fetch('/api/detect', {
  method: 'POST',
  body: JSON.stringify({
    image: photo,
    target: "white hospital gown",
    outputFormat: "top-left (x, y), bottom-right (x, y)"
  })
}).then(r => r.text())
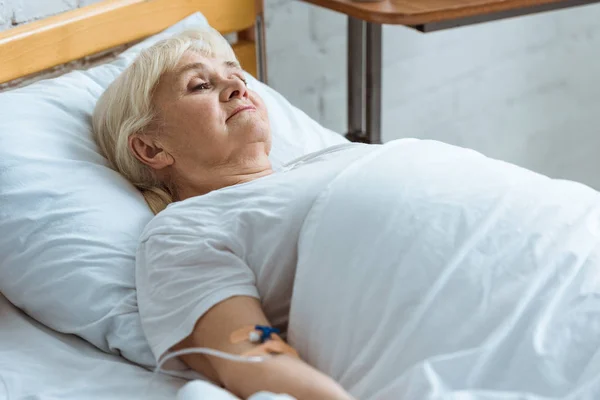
top-left (136, 143), bottom-right (375, 363)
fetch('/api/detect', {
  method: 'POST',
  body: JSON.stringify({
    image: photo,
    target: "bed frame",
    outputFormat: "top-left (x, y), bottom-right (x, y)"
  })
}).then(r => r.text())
top-left (0, 0), bottom-right (266, 85)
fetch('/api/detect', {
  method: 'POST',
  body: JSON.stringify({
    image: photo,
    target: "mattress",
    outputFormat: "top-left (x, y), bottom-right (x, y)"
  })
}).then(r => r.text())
top-left (0, 293), bottom-right (184, 400)
top-left (0, 295), bottom-right (295, 400)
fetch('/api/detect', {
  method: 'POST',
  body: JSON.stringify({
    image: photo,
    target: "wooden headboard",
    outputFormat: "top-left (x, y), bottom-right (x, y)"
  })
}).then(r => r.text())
top-left (0, 0), bottom-right (266, 85)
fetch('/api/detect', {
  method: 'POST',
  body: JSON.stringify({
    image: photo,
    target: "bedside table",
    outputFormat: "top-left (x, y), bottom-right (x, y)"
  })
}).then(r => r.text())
top-left (300, 0), bottom-right (600, 144)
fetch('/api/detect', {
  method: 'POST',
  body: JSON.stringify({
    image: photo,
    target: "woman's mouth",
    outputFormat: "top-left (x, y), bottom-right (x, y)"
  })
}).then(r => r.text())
top-left (228, 105), bottom-right (256, 121)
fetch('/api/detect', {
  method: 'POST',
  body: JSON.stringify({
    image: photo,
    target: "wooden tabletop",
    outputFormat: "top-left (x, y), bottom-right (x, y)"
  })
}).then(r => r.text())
top-left (300, 0), bottom-right (597, 26)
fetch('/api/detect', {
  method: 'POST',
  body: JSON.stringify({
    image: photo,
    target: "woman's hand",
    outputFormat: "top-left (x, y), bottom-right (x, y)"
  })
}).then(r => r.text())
top-left (174, 296), bottom-right (354, 400)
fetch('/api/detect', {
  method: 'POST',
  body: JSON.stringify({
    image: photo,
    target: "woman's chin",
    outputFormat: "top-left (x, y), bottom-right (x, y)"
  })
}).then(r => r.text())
top-left (243, 139), bottom-right (271, 155)
top-left (234, 119), bottom-right (271, 142)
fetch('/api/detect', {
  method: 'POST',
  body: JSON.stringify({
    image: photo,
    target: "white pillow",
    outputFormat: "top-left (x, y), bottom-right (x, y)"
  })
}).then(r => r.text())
top-left (0, 13), bottom-right (347, 366)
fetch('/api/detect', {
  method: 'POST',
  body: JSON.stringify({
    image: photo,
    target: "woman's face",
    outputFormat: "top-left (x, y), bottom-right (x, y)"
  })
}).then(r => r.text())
top-left (136, 50), bottom-right (272, 197)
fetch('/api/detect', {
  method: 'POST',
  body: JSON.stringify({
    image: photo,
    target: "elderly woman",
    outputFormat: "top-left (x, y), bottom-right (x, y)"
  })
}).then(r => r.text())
top-left (93, 29), bottom-right (357, 399)
top-left (94, 28), bottom-right (600, 400)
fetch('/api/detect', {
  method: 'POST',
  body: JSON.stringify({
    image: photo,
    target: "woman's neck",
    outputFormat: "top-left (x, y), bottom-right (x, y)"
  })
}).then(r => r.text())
top-left (174, 160), bottom-right (274, 201)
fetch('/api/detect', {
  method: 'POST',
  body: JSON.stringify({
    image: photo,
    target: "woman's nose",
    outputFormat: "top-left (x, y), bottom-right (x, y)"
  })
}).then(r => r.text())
top-left (221, 78), bottom-right (248, 102)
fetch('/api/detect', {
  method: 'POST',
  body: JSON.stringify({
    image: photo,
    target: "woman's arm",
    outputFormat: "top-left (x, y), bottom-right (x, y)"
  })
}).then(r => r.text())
top-left (174, 296), bottom-right (354, 400)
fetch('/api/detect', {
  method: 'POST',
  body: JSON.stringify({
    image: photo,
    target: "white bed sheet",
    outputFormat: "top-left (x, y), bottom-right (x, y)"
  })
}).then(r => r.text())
top-left (0, 293), bottom-right (184, 400)
top-left (0, 295), bottom-right (295, 400)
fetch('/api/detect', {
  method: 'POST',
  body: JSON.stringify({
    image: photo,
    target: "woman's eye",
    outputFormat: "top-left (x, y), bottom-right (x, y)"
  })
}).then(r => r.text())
top-left (192, 82), bottom-right (211, 91)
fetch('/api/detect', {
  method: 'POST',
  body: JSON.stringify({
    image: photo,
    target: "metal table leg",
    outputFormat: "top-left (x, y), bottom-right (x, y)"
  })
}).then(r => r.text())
top-left (346, 17), bottom-right (366, 142)
top-left (345, 17), bottom-right (383, 144)
top-left (255, 14), bottom-right (268, 83)
top-left (366, 22), bottom-right (382, 145)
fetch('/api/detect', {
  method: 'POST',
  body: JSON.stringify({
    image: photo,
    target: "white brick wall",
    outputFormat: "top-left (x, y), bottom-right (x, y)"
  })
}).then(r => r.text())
top-left (12, 0), bottom-right (77, 24)
top-left (1, 0), bottom-right (599, 188)
top-left (265, 0), bottom-right (600, 189)
top-left (0, 0), bottom-right (12, 29)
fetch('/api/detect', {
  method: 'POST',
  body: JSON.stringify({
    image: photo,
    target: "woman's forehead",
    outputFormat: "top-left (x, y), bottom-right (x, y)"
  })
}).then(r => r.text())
top-left (176, 51), bottom-right (209, 67)
top-left (161, 52), bottom-right (239, 88)
top-left (174, 51), bottom-right (240, 73)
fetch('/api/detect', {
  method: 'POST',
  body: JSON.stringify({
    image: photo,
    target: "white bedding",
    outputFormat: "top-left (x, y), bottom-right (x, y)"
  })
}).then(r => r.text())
top-left (8, 138), bottom-right (600, 400)
top-left (289, 139), bottom-right (600, 399)
top-left (0, 295), bottom-right (293, 400)
top-left (0, 293), bottom-right (184, 399)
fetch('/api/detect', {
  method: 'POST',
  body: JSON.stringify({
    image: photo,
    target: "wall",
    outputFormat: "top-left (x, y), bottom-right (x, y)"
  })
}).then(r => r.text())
top-left (266, 0), bottom-right (600, 189)
top-left (1, 0), bottom-right (600, 188)
top-left (0, 0), bottom-right (97, 29)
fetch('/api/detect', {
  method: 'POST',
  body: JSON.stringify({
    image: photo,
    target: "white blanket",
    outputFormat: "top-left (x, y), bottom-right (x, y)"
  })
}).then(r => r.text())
top-left (288, 139), bottom-right (600, 399)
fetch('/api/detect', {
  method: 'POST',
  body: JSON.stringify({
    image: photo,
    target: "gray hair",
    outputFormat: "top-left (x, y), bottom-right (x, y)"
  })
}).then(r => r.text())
top-left (92, 28), bottom-right (237, 214)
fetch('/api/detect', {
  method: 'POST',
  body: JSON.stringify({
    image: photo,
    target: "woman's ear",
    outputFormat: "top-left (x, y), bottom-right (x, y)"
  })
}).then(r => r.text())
top-left (128, 134), bottom-right (174, 170)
